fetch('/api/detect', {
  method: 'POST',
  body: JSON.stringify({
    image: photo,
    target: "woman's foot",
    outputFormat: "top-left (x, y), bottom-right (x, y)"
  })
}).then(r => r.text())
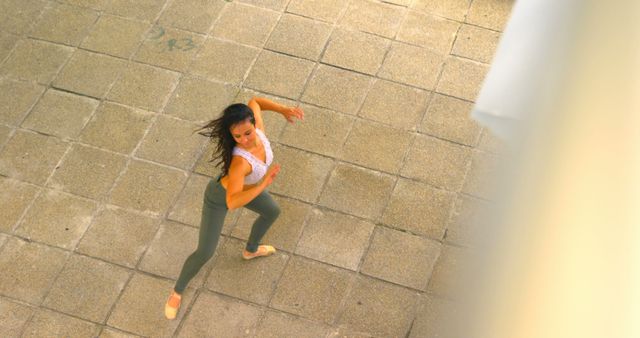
top-left (242, 245), bottom-right (276, 260)
top-left (164, 290), bottom-right (182, 320)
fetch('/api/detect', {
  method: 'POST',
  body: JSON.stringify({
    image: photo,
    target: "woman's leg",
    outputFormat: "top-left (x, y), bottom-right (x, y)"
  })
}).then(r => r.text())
top-left (243, 190), bottom-right (280, 253)
top-left (174, 181), bottom-right (227, 293)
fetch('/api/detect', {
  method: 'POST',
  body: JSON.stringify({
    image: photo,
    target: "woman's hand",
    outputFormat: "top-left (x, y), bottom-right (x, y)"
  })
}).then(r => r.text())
top-left (281, 106), bottom-right (304, 124)
top-left (261, 164), bottom-right (281, 188)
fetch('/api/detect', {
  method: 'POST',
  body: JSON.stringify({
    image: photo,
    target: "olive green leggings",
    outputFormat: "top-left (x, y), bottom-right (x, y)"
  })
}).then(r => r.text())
top-left (174, 179), bottom-right (280, 293)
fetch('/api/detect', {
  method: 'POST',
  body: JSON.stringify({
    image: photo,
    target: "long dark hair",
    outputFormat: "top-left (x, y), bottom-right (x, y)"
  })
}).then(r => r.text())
top-left (197, 103), bottom-right (255, 177)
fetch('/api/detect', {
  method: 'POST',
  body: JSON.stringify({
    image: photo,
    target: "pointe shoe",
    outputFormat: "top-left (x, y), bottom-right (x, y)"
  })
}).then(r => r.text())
top-left (242, 245), bottom-right (276, 260)
top-left (164, 291), bottom-right (182, 320)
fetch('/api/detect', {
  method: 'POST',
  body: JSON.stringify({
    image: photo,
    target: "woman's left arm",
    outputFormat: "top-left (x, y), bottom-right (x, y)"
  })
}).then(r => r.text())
top-left (249, 97), bottom-right (304, 127)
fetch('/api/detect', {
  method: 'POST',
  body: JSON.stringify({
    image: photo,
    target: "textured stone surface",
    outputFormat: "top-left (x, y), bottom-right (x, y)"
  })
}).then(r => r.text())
top-left (359, 79), bottom-right (430, 130)
top-left (237, 0), bottom-right (290, 11)
top-left (0, 0), bottom-right (47, 35)
top-left (361, 226), bottom-right (441, 290)
top-left (21, 89), bottom-right (98, 139)
top-left (0, 78), bottom-right (44, 126)
top-left (53, 50), bottom-right (127, 98)
top-left (134, 26), bottom-right (206, 72)
top-left (42, 255), bottom-right (130, 322)
top-left (0, 298), bottom-right (34, 338)
top-left (176, 291), bottom-right (263, 337)
top-left (318, 163), bottom-right (395, 220)
top-left (81, 15), bottom-right (150, 58)
top-left (15, 189), bottom-right (97, 249)
top-left (462, 150), bottom-right (499, 199)
top-left (397, 10), bottom-right (460, 53)
top-left (409, 295), bottom-right (457, 338)
top-left (420, 93), bottom-right (481, 146)
top-left (271, 257), bottom-right (353, 323)
top-left (104, 0), bottom-right (165, 21)
top-left (0, 237), bottom-right (69, 304)
top-left (340, 0), bottom-right (404, 38)
top-left (338, 119), bottom-right (413, 174)
top-left (338, 276), bottom-right (418, 337)
top-left (244, 51), bottom-right (315, 99)
top-left (296, 208), bottom-right (375, 270)
top-left (0, 177), bottom-right (39, 232)
top-left (381, 178), bottom-right (455, 239)
top-left (436, 56), bottom-right (489, 101)
top-left (0, 31), bottom-right (19, 62)
top-left (266, 13), bottom-right (332, 60)
top-left (158, 0), bottom-right (224, 33)
top-left (452, 24), bottom-right (501, 63)
top-left (29, 3), bottom-right (98, 46)
top-left (0, 39), bottom-right (73, 84)
top-left (286, 0), bottom-right (349, 23)
top-left (164, 77), bottom-right (238, 122)
top-left (48, 144), bottom-right (127, 199)
top-left (379, 42), bottom-right (445, 89)
top-left (21, 309), bottom-right (98, 338)
top-left (107, 62), bottom-right (180, 112)
top-left (189, 38), bottom-right (259, 84)
top-left (255, 310), bottom-right (330, 338)
top-left (211, 2), bottom-right (279, 47)
top-left (77, 206), bottom-right (160, 267)
top-left (322, 28), bottom-right (390, 75)
top-left (79, 102), bottom-right (154, 154)
top-left (0, 130), bottom-right (69, 185)
top-left (411, 0), bottom-right (471, 21)
top-left (301, 64), bottom-right (372, 115)
top-left (401, 134), bottom-right (472, 191)
top-left (467, 0), bottom-right (514, 31)
top-left (427, 245), bottom-right (465, 297)
top-left (206, 237), bottom-right (289, 304)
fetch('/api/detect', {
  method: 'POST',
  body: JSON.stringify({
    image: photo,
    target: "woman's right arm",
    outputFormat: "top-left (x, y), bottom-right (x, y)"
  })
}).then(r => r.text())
top-left (225, 157), bottom-right (280, 210)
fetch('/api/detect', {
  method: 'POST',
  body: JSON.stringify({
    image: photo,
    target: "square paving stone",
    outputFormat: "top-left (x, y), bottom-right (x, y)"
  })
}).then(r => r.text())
top-left (29, 3), bottom-right (98, 46)
top-left (338, 276), bottom-right (419, 337)
top-left (318, 163), bottom-right (395, 220)
top-left (22, 309), bottom-right (99, 338)
top-left (245, 51), bottom-right (315, 99)
top-left (158, 0), bottom-right (224, 33)
top-left (0, 32), bottom-right (19, 64)
top-left (271, 257), bottom-right (354, 323)
top-left (99, 327), bottom-right (143, 338)
top-left (42, 255), bottom-right (130, 322)
top-left (322, 28), bottom-right (390, 75)
top-left (255, 310), bottom-right (331, 338)
top-left (164, 77), bottom-right (238, 122)
top-left (411, 0), bottom-right (471, 21)
top-left (15, 189), bottom-right (97, 249)
top-left (301, 65), bottom-right (372, 115)
top-left (327, 327), bottom-right (374, 337)
top-left (53, 50), bottom-right (127, 98)
top-left (211, 2), bottom-right (280, 47)
top-left (420, 93), bottom-right (481, 146)
top-left (0, 177), bottom-right (39, 232)
top-left (427, 245), bottom-right (467, 298)
top-left (0, 125), bottom-right (11, 146)
top-left (107, 62), bottom-right (180, 112)
top-left (193, 142), bottom-right (225, 178)
top-left (445, 194), bottom-right (488, 246)
top-left (409, 294), bottom-right (457, 338)
top-left (134, 27), bottom-right (205, 72)
top-left (189, 38), bottom-right (259, 84)
top-left (79, 102), bottom-right (154, 154)
top-left (205, 237), bottom-right (289, 305)
top-left (108, 273), bottom-right (195, 337)
top-left (296, 208), bottom-right (374, 270)
top-left (0, 0), bottom-right (46, 35)
top-left (231, 195), bottom-right (312, 252)
top-left (104, 0), bottom-right (165, 21)
top-left (462, 150), bottom-right (499, 199)
top-left (338, 120), bottom-right (413, 174)
top-left (478, 127), bottom-right (507, 154)
top-left (0, 39), bottom-right (73, 84)
top-left (81, 15), bottom-right (150, 58)
top-left (359, 79), bottom-right (430, 130)
top-left (286, 0), bottom-right (349, 23)
top-left (397, 11), bottom-right (460, 53)
top-left (436, 56), bottom-right (489, 101)
top-left (109, 160), bottom-right (188, 214)
top-left (0, 130), bottom-right (69, 185)
top-left (452, 24), bottom-right (501, 63)
top-left (361, 226), bottom-right (441, 290)
top-left (139, 221), bottom-right (216, 288)
top-left (21, 89), bottom-right (99, 139)
top-left (135, 115), bottom-right (206, 170)
top-left (340, 0), bottom-right (404, 38)
top-left (467, 0), bottom-right (513, 31)
top-left (237, 0), bottom-right (290, 11)
top-left (177, 291), bottom-right (263, 337)
top-left (401, 134), bottom-right (472, 191)
top-left (383, 0), bottom-right (412, 5)
top-left (0, 298), bottom-right (34, 338)
top-left (48, 144), bottom-right (127, 200)
top-left (77, 206), bottom-right (160, 268)
top-left (382, 178), bottom-right (455, 239)
top-left (0, 78), bottom-right (44, 126)
top-left (266, 13), bottom-right (332, 60)
top-left (58, 0), bottom-right (108, 10)
top-left (268, 144), bottom-right (335, 202)
top-left (379, 41), bottom-right (445, 90)
top-left (0, 237), bottom-right (69, 304)
top-left (279, 104), bottom-right (354, 157)
top-left (168, 174), bottom-right (240, 234)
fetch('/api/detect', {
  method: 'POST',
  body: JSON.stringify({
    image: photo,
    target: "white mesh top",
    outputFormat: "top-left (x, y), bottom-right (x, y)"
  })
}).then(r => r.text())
top-left (231, 128), bottom-right (273, 185)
